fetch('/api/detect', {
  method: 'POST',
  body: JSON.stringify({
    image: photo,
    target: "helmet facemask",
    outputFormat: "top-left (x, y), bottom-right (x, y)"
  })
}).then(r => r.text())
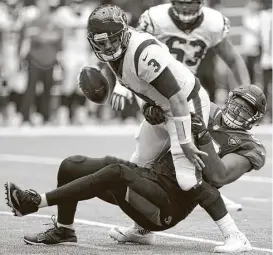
top-left (88, 28), bottom-right (129, 62)
top-left (222, 94), bottom-right (264, 130)
top-left (171, 0), bottom-right (204, 23)
top-left (87, 5), bottom-right (130, 62)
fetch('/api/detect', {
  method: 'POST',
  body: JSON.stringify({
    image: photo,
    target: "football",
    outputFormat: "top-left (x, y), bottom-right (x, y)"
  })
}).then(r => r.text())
top-left (78, 66), bottom-right (116, 104)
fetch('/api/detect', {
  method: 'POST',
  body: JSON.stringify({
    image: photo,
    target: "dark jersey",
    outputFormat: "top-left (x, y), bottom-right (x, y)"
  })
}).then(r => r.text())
top-left (207, 103), bottom-right (266, 171)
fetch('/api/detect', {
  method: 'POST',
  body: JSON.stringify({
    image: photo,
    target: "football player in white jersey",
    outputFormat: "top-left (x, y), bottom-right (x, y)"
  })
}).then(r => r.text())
top-left (83, 5), bottom-right (250, 252)
top-left (111, 0), bottom-right (246, 211)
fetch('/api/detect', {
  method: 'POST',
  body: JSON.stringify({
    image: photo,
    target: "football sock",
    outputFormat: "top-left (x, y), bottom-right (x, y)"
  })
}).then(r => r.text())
top-left (57, 222), bottom-right (74, 230)
top-left (216, 213), bottom-right (240, 237)
top-left (38, 193), bottom-right (48, 208)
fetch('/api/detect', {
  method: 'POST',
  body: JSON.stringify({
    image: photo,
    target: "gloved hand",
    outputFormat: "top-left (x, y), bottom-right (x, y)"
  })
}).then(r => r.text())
top-left (190, 112), bottom-right (208, 139)
top-left (110, 81), bottom-right (133, 111)
top-left (142, 103), bottom-right (166, 125)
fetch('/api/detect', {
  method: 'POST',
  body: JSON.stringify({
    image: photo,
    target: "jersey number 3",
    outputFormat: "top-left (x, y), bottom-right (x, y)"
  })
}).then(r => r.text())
top-left (147, 59), bottom-right (161, 73)
top-left (166, 37), bottom-right (206, 66)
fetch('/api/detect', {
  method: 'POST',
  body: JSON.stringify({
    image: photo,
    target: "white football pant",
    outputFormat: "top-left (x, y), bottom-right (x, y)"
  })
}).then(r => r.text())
top-left (130, 87), bottom-right (210, 191)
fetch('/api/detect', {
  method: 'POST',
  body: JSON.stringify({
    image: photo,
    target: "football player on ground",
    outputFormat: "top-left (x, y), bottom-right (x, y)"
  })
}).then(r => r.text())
top-left (84, 4), bottom-right (250, 252)
top-left (4, 86), bottom-right (265, 253)
top-left (109, 85), bottom-right (267, 246)
top-left (110, 0), bottom-right (250, 210)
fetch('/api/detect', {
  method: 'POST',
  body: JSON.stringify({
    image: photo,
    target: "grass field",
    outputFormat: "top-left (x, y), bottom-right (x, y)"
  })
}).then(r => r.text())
top-left (0, 125), bottom-right (272, 255)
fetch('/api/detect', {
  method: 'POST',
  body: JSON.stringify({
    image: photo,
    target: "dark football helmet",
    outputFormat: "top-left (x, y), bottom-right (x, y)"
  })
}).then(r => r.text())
top-left (222, 85), bottom-right (267, 130)
top-left (87, 4), bottom-right (130, 62)
top-left (171, 0), bottom-right (204, 23)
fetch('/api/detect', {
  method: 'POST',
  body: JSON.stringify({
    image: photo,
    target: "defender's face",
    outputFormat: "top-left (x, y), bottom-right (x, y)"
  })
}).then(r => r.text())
top-left (227, 97), bottom-right (256, 124)
top-left (171, 0), bottom-right (203, 22)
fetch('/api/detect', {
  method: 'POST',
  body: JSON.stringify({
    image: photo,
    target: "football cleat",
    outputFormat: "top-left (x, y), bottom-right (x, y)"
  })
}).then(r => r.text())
top-left (214, 231), bottom-right (252, 253)
top-left (5, 181), bottom-right (41, 217)
top-left (109, 225), bottom-right (156, 245)
top-left (24, 216), bottom-right (77, 245)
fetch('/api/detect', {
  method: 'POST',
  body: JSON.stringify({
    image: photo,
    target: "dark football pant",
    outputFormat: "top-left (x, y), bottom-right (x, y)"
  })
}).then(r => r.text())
top-left (46, 155), bottom-right (197, 231)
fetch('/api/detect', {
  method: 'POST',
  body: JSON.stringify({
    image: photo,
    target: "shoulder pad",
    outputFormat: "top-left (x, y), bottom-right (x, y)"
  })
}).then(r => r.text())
top-left (236, 133), bottom-right (266, 170)
top-left (147, 4), bottom-right (172, 35)
top-left (202, 7), bottom-right (230, 46)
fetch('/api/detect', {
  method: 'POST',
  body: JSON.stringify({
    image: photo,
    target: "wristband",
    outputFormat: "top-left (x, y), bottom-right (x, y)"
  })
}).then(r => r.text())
top-left (173, 115), bottom-right (192, 144)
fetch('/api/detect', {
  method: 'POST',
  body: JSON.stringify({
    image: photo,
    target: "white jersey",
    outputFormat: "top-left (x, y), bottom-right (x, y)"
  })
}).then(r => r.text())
top-left (137, 4), bottom-right (230, 74)
top-left (107, 30), bottom-right (211, 190)
top-left (109, 29), bottom-right (196, 112)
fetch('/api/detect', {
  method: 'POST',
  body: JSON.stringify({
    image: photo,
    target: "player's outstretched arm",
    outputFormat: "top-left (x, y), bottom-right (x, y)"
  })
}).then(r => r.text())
top-left (214, 38), bottom-right (250, 86)
top-left (150, 67), bottom-right (208, 171)
top-left (198, 133), bottom-right (252, 187)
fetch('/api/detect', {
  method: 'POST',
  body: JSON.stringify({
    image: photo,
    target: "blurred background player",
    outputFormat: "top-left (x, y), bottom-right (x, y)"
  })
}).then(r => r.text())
top-left (259, 0), bottom-right (272, 122)
top-left (18, 0), bottom-right (63, 126)
top-left (54, 0), bottom-right (99, 125)
top-left (242, 0), bottom-right (262, 85)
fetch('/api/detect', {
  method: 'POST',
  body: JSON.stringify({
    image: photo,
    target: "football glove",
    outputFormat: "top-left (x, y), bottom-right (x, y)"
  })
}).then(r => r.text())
top-left (190, 112), bottom-right (208, 139)
top-left (142, 103), bottom-right (166, 125)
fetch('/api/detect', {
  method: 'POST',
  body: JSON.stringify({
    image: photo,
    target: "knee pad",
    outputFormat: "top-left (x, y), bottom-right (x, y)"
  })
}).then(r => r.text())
top-left (189, 181), bottom-right (220, 209)
top-left (57, 155), bottom-right (86, 186)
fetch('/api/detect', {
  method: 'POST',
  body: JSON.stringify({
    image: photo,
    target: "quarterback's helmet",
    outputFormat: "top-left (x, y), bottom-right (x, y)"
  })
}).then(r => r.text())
top-left (87, 4), bottom-right (130, 62)
top-left (171, 0), bottom-right (204, 23)
top-left (222, 85), bottom-right (267, 130)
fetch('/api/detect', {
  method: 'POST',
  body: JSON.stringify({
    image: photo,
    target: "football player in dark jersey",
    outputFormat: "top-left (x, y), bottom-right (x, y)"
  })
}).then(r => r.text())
top-left (108, 84), bottom-right (267, 246)
top-left (4, 85), bottom-right (264, 253)
top-left (192, 85), bottom-right (267, 187)
top-left (140, 84), bottom-right (266, 187)
top-left (108, 85), bottom-right (267, 248)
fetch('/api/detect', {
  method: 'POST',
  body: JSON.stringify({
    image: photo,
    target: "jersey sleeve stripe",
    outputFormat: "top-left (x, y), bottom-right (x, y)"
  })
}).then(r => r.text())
top-left (134, 39), bottom-right (159, 76)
